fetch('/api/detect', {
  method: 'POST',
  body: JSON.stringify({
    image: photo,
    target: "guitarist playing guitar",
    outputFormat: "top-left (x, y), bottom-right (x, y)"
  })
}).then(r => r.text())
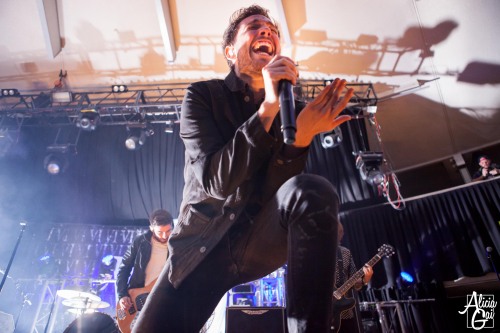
top-left (331, 224), bottom-right (396, 332)
top-left (330, 222), bottom-right (374, 333)
top-left (115, 209), bottom-right (174, 333)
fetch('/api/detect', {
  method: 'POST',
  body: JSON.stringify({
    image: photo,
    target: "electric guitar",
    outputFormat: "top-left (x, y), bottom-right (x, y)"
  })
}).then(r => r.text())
top-left (331, 244), bottom-right (395, 333)
top-left (116, 278), bottom-right (157, 333)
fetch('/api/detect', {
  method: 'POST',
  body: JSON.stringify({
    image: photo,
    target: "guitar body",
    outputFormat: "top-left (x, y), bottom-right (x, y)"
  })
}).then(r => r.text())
top-left (116, 279), bottom-right (157, 333)
top-left (330, 296), bottom-right (356, 333)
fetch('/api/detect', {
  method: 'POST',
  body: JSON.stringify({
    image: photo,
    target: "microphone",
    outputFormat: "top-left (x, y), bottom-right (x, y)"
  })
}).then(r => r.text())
top-left (279, 80), bottom-right (296, 145)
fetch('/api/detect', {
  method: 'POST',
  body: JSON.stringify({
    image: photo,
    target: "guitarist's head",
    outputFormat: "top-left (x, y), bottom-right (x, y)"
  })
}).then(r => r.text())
top-left (149, 209), bottom-right (174, 244)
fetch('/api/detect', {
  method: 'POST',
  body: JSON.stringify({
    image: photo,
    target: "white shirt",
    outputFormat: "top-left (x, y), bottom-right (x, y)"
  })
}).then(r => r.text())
top-left (144, 237), bottom-right (168, 286)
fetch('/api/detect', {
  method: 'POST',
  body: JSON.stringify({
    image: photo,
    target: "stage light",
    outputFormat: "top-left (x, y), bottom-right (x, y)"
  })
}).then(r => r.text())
top-left (400, 271), bottom-right (414, 284)
top-left (111, 84), bottom-right (128, 93)
top-left (99, 255), bottom-right (117, 279)
top-left (76, 109), bottom-right (100, 131)
top-left (1, 88), bottom-right (20, 97)
top-left (32, 93), bottom-right (52, 108)
top-left (319, 127), bottom-right (342, 149)
top-left (44, 143), bottom-right (75, 175)
top-left (39, 255), bottom-right (51, 262)
top-left (164, 120), bottom-right (175, 133)
top-left (356, 151), bottom-right (385, 186)
top-left (44, 153), bottom-right (67, 175)
top-left (52, 91), bottom-right (73, 103)
top-left (125, 127), bottom-right (154, 150)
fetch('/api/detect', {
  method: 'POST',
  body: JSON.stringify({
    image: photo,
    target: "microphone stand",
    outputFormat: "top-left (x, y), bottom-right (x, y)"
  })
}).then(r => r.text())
top-left (486, 247), bottom-right (500, 282)
top-left (0, 222), bottom-right (27, 294)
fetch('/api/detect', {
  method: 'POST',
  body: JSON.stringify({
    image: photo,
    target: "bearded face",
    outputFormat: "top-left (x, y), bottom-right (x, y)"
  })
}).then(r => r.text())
top-left (227, 15), bottom-right (280, 76)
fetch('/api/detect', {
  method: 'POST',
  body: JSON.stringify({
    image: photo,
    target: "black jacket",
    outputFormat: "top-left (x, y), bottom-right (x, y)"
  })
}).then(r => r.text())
top-left (116, 230), bottom-right (154, 299)
top-left (167, 70), bottom-right (308, 288)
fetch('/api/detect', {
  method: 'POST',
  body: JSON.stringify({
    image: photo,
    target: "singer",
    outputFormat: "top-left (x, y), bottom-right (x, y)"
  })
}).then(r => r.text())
top-left (134, 5), bottom-right (353, 333)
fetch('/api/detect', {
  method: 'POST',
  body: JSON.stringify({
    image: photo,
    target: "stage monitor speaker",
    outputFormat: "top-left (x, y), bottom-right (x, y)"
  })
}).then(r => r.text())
top-left (226, 307), bottom-right (287, 333)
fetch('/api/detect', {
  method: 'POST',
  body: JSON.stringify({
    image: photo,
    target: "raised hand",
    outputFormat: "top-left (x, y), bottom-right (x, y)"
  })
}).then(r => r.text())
top-left (294, 78), bottom-right (354, 148)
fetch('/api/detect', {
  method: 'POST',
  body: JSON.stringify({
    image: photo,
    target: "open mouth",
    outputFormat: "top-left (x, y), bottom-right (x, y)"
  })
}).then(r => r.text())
top-left (252, 40), bottom-right (274, 56)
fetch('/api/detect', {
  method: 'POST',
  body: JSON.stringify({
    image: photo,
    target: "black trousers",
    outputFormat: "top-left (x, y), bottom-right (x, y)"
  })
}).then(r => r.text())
top-left (133, 174), bottom-right (339, 333)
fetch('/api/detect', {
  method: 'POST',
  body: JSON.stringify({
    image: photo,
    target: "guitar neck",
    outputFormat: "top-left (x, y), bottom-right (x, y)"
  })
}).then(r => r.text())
top-left (333, 253), bottom-right (383, 299)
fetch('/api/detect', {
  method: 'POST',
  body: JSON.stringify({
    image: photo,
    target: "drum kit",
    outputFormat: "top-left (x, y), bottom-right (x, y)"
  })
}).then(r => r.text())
top-left (56, 289), bottom-right (110, 316)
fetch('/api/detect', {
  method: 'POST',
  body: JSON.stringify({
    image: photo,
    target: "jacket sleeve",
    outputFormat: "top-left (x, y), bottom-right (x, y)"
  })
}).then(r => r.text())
top-left (116, 237), bottom-right (139, 299)
top-left (180, 82), bottom-right (276, 200)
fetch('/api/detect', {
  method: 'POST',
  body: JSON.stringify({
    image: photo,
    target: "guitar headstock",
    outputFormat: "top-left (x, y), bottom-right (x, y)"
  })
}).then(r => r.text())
top-left (378, 244), bottom-right (395, 257)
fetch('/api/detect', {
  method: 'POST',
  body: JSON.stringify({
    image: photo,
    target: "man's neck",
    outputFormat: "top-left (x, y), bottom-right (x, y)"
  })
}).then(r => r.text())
top-left (236, 68), bottom-right (265, 100)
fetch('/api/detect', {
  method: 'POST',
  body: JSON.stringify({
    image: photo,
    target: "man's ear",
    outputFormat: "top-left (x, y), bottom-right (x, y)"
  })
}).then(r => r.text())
top-left (225, 45), bottom-right (236, 62)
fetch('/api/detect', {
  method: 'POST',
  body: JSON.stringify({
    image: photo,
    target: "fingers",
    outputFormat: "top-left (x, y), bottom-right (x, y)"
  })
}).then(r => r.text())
top-left (310, 78), bottom-right (353, 116)
top-left (264, 56), bottom-right (298, 84)
top-left (331, 115), bottom-right (352, 128)
top-left (120, 297), bottom-right (132, 310)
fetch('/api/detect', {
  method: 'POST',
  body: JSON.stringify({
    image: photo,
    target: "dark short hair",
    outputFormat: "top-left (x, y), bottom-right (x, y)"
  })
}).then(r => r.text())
top-left (149, 209), bottom-right (173, 227)
top-left (478, 154), bottom-right (490, 163)
top-left (221, 5), bottom-right (280, 67)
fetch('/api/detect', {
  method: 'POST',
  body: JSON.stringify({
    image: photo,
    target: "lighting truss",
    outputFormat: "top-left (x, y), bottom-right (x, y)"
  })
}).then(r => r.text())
top-left (0, 81), bottom-right (377, 129)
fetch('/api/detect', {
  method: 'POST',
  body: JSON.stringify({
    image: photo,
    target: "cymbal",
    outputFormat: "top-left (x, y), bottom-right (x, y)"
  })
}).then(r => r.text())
top-left (57, 290), bottom-right (101, 302)
top-left (62, 299), bottom-right (110, 309)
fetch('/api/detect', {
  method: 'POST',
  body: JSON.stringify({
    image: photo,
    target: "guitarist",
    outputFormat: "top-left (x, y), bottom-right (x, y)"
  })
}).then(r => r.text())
top-left (332, 222), bottom-right (373, 333)
top-left (116, 209), bottom-right (174, 328)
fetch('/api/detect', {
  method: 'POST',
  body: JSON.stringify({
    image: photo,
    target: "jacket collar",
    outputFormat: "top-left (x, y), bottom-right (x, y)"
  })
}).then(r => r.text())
top-left (224, 69), bottom-right (248, 93)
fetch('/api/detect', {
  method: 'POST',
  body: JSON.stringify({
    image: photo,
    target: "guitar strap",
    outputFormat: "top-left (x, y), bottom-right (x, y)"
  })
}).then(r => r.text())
top-left (336, 248), bottom-right (344, 287)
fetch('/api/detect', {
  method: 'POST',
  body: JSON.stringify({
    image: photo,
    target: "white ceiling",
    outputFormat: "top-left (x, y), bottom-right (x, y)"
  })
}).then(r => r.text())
top-left (1, 0), bottom-right (500, 171)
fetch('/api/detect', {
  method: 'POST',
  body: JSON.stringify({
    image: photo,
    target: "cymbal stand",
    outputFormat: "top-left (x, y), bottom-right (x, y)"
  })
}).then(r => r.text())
top-left (43, 289), bottom-right (58, 333)
top-left (15, 291), bottom-right (32, 330)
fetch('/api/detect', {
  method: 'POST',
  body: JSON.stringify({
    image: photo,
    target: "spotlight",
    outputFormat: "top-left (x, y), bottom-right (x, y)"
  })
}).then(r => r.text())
top-left (32, 93), bottom-right (52, 108)
top-left (400, 271), bottom-right (414, 284)
top-left (76, 109), bottom-right (100, 131)
top-left (125, 127), bottom-right (154, 150)
top-left (164, 120), bottom-right (175, 133)
top-left (39, 255), bottom-right (51, 262)
top-left (44, 144), bottom-right (75, 175)
top-left (51, 91), bottom-right (73, 103)
top-left (319, 127), bottom-right (342, 149)
top-left (1, 88), bottom-right (20, 97)
top-left (44, 153), bottom-right (68, 175)
top-left (37, 254), bottom-right (57, 277)
top-left (112, 84), bottom-right (128, 93)
top-left (397, 271), bottom-right (416, 299)
top-left (356, 151), bottom-right (385, 186)
top-left (99, 255), bottom-right (117, 279)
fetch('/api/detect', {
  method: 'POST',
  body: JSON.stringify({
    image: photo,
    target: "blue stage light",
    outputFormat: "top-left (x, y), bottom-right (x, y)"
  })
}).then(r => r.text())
top-left (400, 271), bottom-right (414, 283)
top-left (101, 254), bottom-right (115, 266)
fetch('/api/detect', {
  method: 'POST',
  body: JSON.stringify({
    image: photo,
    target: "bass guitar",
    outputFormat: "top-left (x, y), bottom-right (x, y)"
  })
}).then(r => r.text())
top-left (116, 278), bottom-right (157, 333)
top-left (331, 244), bottom-right (395, 333)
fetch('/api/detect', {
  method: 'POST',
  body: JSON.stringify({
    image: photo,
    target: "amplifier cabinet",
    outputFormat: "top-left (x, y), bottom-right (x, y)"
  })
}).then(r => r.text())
top-left (226, 307), bottom-right (287, 333)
